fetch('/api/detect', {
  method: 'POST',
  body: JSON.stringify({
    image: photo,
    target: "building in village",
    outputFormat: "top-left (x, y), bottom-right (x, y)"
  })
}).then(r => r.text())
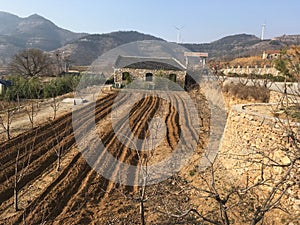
top-left (262, 50), bottom-right (281, 60)
top-left (113, 56), bottom-right (187, 90)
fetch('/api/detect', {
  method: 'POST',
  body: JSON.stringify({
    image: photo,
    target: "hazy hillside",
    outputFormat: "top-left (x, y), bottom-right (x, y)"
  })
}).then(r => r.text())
top-left (1, 11), bottom-right (300, 67)
top-left (0, 11), bottom-right (86, 65)
top-left (57, 31), bottom-right (164, 65)
top-left (272, 34), bottom-right (300, 45)
top-left (0, 11), bottom-right (20, 34)
top-left (181, 34), bottom-right (288, 60)
top-left (66, 33), bottom-right (300, 66)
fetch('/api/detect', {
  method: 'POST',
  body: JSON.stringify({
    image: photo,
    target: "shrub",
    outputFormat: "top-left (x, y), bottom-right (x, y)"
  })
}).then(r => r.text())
top-left (78, 73), bottom-right (107, 88)
top-left (43, 75), bottom-right (81, 98)
top-left (4, 76), bottom-right (43, 100)
top-left (223, 83), bottom-right (270, 102)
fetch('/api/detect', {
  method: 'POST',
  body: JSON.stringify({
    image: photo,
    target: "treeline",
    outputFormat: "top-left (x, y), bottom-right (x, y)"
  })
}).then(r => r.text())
top-left (3, 73), bottom-right (114, 101)
top-left (226, 73), bottom-right (289, 82)
top-left (3, 75), bottom-right (81, 100)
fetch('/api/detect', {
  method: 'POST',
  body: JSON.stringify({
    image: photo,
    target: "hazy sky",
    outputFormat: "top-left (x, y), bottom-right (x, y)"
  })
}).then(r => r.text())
top-left (1, 0), bottom-right (299, 43)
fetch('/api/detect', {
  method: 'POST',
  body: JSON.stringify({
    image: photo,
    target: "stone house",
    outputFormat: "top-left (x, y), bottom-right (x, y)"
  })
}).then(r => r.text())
top-left (262, 50), bottom-right (281, 60)
top-left (113, 56), bottom-right (187, 90)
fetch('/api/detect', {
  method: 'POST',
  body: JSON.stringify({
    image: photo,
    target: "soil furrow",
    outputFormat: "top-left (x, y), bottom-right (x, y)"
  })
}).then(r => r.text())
top-left (0, 93), bottom-right (117, 168)
top-left (0, 93), bottom-right (122, 205)
top-left (0, 89), bottom-right (206, 225)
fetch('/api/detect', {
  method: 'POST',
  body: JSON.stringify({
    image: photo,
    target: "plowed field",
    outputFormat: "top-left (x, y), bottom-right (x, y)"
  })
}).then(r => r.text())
top-left (0, 88), bottom-right (209, 224)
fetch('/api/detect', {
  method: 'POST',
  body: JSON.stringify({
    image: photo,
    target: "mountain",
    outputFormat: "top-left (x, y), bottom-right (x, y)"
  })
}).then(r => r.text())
top-left (181, 34), bottom-right (288, 60)
top-left (1, 11), bottom-right (300, 67)
top-left (0, 11), bottom-right (86, 65)
top-left (272, 34), bottom-right (300, 45)
top-left (0, 11), bottom-right (20, 34)
top-left (57, 31), bottom-right (164, 65)
top-left (63, 33), bottom-right (295, 65)
top-left (0, 11), bottom-right (164, 66)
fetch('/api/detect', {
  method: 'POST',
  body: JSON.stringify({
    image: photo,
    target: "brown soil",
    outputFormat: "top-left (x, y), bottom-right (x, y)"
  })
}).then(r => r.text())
top-left (0, 93), bottom-right (75, 140)
top-left (0, 87), bottom-right (210, 225)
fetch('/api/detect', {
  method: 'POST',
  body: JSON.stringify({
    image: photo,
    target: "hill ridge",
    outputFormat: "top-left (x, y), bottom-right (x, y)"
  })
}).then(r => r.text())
top-left (0, 11), bottom-right (300, 66)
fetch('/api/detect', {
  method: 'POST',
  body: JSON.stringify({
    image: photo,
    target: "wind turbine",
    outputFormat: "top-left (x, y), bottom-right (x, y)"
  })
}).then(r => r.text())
top-left (175, 25), bottom-right (184, 43)
top-left (261, 23), bottom-right (266, 40)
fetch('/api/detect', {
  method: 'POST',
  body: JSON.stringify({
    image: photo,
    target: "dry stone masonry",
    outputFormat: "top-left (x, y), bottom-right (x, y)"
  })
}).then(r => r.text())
top-left (220, 103), bottom-right (300, 217)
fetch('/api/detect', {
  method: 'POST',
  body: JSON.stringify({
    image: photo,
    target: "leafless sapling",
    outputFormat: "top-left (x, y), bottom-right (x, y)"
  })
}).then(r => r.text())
top-left (50, 96), bottom-right (60, 120)
top-left (13, 131), bottom-right (37, 211)
top-left (47, 120), bottom-right (68, 171)
top-left (25, 102), bottom-right (37, 129)
top-left (0, 105), bottom-right (16, 140)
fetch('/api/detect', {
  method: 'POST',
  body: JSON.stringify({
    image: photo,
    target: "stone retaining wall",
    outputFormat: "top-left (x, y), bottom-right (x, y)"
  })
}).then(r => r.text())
top-left (222, 66), bottom-right (279, 76)
top-left (269, 90), bottom-right (300, 104)
top-left (221, 102), bottom-right (300, 171)
top-left (220, 103), bottom-right (300, 215)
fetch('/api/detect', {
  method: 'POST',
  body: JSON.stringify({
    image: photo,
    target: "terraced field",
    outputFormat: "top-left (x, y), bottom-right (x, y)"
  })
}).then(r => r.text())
top-left (0, 88), bottom-right (208, 224)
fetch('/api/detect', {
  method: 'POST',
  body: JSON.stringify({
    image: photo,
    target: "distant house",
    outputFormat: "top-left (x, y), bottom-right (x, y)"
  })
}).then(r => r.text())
top-left (262, 50), bottom-right (281, 59)
top-left (0, 79), bottom-right (12, 96)
top-left (113, 56), bottom-right (187, 89)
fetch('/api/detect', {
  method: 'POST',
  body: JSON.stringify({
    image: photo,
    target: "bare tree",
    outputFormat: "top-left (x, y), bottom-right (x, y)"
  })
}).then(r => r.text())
top-left (0, 105), bottom-right (16, 140)
top-left (157, 71), bottom-right (299, 224)
top-left (238, 75), bottom-right (249, 86)
top-left (9, 48), bottom-right (53, 78)
top-left (136, 113), bottom-right (167, 225)
top-left (44, 81), bottom-right (61, 120)
top-left (249, 74), bottom-right (260, 87)
top-left (52, 50), bottom-right (65, 75)
top-left (13, 132), bottom-right (37, 211)
top-left (30, 77), bottom-right (43, 108)
top-left (261, 75), bottom-right (274, 89)
top-left (211, 62), bottom-right (228, 86)
top-left (119, 134), bottom-right (149, 225)
top-left (159, 148), bottom-right (299, 225)
top-left (115, 113), bottom-right (165, 225)
top-left (48, 120), bottom-right (68, 171)
top-left (25, 102), bottom-right (37, 129)
top-left (50, 96), bottom-right (60, 120)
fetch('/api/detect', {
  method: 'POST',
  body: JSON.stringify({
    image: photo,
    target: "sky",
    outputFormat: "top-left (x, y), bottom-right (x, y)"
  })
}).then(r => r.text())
top-left (1, 0), bottom-right (300, 43)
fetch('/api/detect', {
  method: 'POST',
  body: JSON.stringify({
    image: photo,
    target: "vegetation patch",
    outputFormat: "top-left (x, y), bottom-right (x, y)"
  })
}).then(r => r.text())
top-left (222, 83), bottom-right (270, 102)
top-left (274, 105), bottom-right (300, 122)
top-left (227, 73), bottom-right (288, 82)
top-left (3, 75), bottom-right (81, 100)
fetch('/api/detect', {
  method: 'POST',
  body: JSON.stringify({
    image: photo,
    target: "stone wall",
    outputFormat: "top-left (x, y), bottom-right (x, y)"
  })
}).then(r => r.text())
top-left (221, 102), bottom-right (300, 170)
top-left (114, 68), bottom-right (186, 88)
top-left (221, 103), bottom-right (300, 162)
top-left (269, 90), bottom-right (300, 104)
top-left (222, 65), bottom-right (279, 76)
top-left (220, 103), bottom-right (300, 216)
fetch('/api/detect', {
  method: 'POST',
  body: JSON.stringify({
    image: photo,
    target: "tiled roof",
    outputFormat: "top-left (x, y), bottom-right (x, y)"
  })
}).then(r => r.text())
top-left (264, 50), bottom-right (281, 54)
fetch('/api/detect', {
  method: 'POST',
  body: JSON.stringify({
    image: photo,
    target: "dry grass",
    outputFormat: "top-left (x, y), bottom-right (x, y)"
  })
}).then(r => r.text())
top-left (222, 83), bottom-right (270, 103)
